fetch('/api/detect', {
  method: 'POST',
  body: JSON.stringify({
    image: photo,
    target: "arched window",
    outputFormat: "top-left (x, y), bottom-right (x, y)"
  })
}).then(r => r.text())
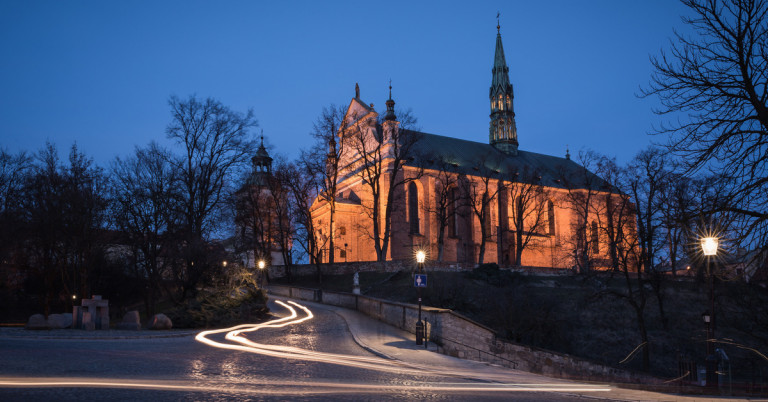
top-left (408, 182), bottom-right (419, 234)
top-left (591, 221), bottom-right (599, 255)
top-left (547, 200), bottom-right (556, 236)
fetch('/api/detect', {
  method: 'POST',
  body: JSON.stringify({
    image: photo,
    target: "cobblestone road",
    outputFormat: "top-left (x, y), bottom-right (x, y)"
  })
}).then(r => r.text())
top-left (0, 302), bottom-right (585, 401)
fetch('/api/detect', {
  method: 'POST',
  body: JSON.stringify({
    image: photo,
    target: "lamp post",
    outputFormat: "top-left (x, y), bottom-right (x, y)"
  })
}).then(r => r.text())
top-left (415, 250), bottom-right (426, 346)
top-left (258, 259), bottom-right (266, 289)
top-left (701, 236), bottom-right (718, 389)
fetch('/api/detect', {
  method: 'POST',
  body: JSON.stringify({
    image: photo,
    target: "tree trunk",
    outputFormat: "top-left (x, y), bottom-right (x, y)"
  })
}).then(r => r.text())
top-left (328, 202), bottom-right (335, 264)
top-left (437, 224), bottom-right (445, 262)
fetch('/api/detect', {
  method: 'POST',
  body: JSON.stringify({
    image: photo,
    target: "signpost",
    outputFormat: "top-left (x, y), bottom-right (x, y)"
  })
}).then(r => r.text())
top-left (414, 274), bottom-right (427, 288)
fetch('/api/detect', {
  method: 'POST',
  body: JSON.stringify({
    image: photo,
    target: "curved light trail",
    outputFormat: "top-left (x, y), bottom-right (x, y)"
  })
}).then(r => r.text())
top-left (193, 299), bottom-right (612, 394)
top-left (0, 300), bottom-right (613, 397)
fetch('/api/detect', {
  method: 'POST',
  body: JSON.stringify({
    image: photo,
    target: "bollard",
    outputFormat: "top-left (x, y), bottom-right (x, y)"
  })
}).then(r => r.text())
top-left (415, 320), bottom-right (424, 345)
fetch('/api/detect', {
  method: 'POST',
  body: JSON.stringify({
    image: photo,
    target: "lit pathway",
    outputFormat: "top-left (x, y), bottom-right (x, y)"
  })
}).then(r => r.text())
top-left (0, 298), bottom-right (746, 400)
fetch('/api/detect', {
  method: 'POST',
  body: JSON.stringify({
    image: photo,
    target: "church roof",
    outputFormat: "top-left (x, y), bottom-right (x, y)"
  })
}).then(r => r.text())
top-left (405, 130), bottom-right (613, 192)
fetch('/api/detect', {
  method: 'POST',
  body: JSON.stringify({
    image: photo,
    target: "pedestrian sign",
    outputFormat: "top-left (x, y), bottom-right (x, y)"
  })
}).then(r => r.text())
top-left (414, 274), bottom-right (427, 287)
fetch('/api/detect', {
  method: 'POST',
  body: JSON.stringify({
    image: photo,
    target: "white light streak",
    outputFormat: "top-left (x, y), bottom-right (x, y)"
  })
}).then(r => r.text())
top-left (192, 300), bottom-right (611, 393)
top-left (0, 299), bottom-right (613, 397)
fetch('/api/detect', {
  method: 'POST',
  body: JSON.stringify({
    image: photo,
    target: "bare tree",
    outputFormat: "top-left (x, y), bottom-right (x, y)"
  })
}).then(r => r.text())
top-left (657, 167), bottom-right (698, 277)
top-left (0, 149), bottom-right (32, 265)
top-left (234, 169), bottom-right (274, 280)
top-left (423, 154), bottom-right (461, 262)
top-left (20, 144), bottom-right (65, 316)
top-left (507, 167), bottom-right (550, 267)
top-left (61, 144), bottom-right (109, 302)
top-left (461, 154), bottom-right (503, 265)
top-left (21, 143), bottom-right (107, 315)
top-left (558, 150), bottom-right (606, 273)
top-left (166, 95), bottom-right (257, 299)
top-left (309, 105), bottom-right (346, 264)
top-left (644, 0), bottom-right (768, 257)
top-left (590, 156), bottom-right (652, 371)
top-left (284, 153), bottom-right (325, 282)
top-left (626, 147), bottom-right (670, 273)
top-left (344, 107), bottom-right (423, 261)
top-left (268, 158), bottom-right (295, 270)
top-left (110, 142), bottom-right (180, 316)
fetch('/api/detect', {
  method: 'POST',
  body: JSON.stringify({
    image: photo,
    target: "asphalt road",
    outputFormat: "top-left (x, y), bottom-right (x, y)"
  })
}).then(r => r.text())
top-left (0, 301), bottom-right (592, 401)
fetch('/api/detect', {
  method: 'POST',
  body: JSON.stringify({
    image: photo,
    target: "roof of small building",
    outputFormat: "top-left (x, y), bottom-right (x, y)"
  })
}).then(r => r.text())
top-left (405, 130), bottom-right (613, 192)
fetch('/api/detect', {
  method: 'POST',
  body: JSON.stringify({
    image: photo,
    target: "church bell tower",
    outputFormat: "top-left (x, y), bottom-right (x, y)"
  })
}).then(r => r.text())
top-left (489, 20), bottom-right (518, 156)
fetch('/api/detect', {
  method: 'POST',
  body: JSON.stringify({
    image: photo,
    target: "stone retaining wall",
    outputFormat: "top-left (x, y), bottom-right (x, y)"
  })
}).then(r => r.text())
top-left (269, 284), bottom-right (661, 385)
top-left (269, 261), bottom-right (574, 278)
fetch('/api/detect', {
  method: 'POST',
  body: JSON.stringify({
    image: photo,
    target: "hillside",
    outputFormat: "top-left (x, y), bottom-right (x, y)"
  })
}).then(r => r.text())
top-left (273, 265), bottom-right (768, 386)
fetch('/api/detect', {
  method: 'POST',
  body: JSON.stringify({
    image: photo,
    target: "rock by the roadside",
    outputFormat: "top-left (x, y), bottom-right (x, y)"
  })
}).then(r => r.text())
top-left (117, 310), bottom-right (141, 330)
top-left (47, 313), bottom-right (71, 329)
top-left (149, 313), bottom-right (172, 330)
top-left (26, 314), bottom-right (49, 330)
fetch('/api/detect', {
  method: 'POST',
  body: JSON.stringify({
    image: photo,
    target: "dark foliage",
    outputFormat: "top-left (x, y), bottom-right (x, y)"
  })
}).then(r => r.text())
top-left (166, 288), bottom-right (269, 328)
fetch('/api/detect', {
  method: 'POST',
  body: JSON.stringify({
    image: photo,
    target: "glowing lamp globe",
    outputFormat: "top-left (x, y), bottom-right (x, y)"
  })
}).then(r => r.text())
top-left (701, 237), bottom-right (719, 256)
top-left (416, 250), bottom-right (426, 264)
top-left (258, 260), bottom-right (266, 270)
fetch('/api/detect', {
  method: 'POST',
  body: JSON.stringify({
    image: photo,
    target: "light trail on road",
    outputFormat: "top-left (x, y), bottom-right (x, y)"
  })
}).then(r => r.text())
top-left (193, 299), bottom-right (612, 394)
top-left (0, 376), bottom-right (612, 395)
top-left (0, 300), bottom-right (614, 398)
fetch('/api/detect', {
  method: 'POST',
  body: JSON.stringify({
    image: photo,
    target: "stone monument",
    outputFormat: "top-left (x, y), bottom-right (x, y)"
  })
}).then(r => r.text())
top-left (74, 295), bottom-right (109, 330)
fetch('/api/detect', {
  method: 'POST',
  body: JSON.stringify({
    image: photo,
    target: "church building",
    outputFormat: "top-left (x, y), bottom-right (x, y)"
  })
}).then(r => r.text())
top-left (311, 24), bottom-right (628, 269)
top-left (235, 137), bottom-right (292, 268)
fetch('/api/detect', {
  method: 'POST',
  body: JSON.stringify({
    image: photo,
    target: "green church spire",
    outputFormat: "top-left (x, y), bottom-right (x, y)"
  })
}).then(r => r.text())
top-left (489, 17), bottom-right (519, 156)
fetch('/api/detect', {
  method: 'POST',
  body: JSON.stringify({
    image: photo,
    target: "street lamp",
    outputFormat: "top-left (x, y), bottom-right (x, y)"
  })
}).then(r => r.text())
top-left (415, 250), bottom-right (426, 346)
top-left (258, 259), bottom-right (266, 289)
top-left (701, 236), bottom-right (719, 389)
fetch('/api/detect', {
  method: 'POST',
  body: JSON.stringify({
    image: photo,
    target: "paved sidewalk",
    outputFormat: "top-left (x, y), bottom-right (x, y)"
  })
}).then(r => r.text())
top-left (270, 295), bottom-right (756, 402)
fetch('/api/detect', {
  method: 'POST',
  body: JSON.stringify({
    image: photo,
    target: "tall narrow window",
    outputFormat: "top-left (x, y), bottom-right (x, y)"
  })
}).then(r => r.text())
top-left (482, 193), bottom-right (491, 236)
top-left (591, 221), bottom-right (599, 255)
top-left (547, 200), bottom-right (556, 236)
top-left (448, 187), bottom-right (457, 237)
top-left (408, 182), bottom-right (419, 234)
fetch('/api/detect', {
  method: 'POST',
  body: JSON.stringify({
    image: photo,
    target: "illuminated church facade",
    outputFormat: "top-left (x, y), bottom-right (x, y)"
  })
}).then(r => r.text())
top-left (311, 25), bottom-right (629, 269)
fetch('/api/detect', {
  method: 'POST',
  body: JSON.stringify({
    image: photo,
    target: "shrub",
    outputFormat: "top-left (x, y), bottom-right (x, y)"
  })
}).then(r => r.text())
top-left (166, 287), bottom-right (269, 328)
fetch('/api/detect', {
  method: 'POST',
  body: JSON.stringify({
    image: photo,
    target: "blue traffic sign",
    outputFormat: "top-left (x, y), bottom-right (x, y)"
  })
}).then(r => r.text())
top-left (414, 274), bottom-right (427, 287)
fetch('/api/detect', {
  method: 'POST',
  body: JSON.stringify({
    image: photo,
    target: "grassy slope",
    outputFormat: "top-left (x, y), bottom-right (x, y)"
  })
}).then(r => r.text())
top-left (274, 268), bottom-right (768, 382)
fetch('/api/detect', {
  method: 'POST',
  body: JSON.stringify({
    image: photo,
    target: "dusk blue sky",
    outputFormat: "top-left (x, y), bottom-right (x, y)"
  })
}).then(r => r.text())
top-left (1, 1), bottom-right (691, 167)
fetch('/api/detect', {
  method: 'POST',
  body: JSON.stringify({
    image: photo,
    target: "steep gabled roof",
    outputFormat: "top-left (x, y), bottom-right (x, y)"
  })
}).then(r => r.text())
top-left (342, 97), bottom-right (377, 131)
top-left (405, 130), bottom-right (613, 192)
